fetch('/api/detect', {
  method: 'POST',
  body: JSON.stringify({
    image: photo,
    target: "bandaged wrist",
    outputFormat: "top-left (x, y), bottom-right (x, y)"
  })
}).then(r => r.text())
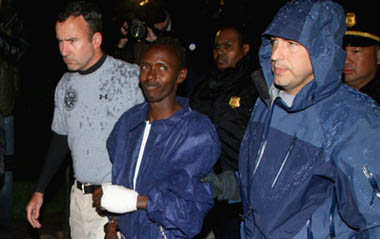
top-left (101, 184), bottom-right (138, 213)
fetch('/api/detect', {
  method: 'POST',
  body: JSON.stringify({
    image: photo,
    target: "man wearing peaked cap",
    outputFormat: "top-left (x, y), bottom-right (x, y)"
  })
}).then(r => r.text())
top-left (343, 8), bottom-right (380, 103)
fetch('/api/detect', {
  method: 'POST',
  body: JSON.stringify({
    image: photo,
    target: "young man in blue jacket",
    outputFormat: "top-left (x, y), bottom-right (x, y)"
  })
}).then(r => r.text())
top-left (93, 37), bottom-right (220, 238)
top-left (239, 0), bottom-right (380, 238)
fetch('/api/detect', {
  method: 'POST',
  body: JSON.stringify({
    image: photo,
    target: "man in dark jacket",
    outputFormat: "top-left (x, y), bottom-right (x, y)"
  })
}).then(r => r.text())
top-left (239, 0), bottom-right (380, 238)
top-left (190, 24), bottom-right (261, 239)
top-left (342, 7), bottom-right (380, 103)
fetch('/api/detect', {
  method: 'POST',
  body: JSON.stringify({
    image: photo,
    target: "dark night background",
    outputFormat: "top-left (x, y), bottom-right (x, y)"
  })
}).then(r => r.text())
top-left (3, 0), bottom-right (359, 237)
top-left (13, 0), bottom-right (288, 179)
top-left (10, 0), bottom-right (288, 237)
top-left (8, 0), bottom-right (351, 237)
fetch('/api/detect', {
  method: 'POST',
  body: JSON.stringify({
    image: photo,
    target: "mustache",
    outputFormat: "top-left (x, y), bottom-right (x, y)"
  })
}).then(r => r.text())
top-left (141, 80), bottom-right (160, 88)
top-left (272, 62), bottom-right (289, 70)
top-left (215, 54), bottom-right (227, 62)
top-left (63, 56), bottom-right (73, 61)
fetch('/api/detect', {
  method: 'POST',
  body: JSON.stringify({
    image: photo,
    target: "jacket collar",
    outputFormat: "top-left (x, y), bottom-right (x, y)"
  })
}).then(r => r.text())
top-left (128, 97), bottom-right (192, 130)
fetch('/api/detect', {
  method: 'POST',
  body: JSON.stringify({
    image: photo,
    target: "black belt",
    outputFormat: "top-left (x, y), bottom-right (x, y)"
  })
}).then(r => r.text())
top-left (76, 181), bottom-right (101, 194)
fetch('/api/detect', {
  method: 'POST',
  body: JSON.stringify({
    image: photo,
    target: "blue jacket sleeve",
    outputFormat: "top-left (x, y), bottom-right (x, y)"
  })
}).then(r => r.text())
top-left (145, 120), bottom-right (221, 238)
top-left (332, 117), bottom-right (380, 237)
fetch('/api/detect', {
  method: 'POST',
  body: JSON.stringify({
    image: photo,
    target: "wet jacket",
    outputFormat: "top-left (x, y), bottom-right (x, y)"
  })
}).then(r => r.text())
top-left (107, 97), bottom-right (220, 238)
top-left (239, 0), bottom-right (380, 238)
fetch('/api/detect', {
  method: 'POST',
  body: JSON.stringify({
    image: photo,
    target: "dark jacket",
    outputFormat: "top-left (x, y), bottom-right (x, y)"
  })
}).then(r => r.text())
top-left (0, 6), bottom-right (28, 116)
top-left (190, 54), bottom-right (259, 173)
top-left (0, 114), bottom-right (4, 177)
top-left (0, 7), bottom-right (28, 64)
top-left (107, 97), bottom-right (220, 238)
top-left (239, 0), bottom-right (380, 238)
top-left (360, 72), bottom-right (380, 105)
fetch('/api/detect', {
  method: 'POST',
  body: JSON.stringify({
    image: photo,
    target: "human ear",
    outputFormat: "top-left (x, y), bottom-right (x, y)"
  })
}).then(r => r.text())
top-left (92, 32), bottom-right (102, 49)
top-left (376, 46), bottom-right (380, 65)
top-left (176, 68), bottom-right (188, 84)
top-left (243, 43), bottom-right (250, 56)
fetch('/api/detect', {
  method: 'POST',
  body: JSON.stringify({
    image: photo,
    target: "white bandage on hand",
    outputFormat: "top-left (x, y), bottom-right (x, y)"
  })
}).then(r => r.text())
top-left (101, 184), bottom-right (139, 214)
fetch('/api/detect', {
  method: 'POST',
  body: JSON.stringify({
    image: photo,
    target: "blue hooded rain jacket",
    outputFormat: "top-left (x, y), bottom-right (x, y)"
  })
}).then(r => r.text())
top-left (107, 97), bottom-right (220, 238)
top-left (239, 0), bottom-right (380, 238)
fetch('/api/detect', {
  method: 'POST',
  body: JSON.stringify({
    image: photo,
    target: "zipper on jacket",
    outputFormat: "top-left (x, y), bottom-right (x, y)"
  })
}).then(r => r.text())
top-left (159, 225), bottom-right (167, 239)
top-left (251, 98), bottom-right (277, 179)
top-left (271, 135), bottom-right (297, 188)
top-left (329, 191), bottom-right (336, 238)
top-left (245, 98), bottom-right (277, 231)
top-left (133, 121), bottom-right (151, 190)
top-left (362, 165), bottom-right (380, 205)
top-left (307, 218), bottom-right (314, 239)
top-left (252, 140), bottom-right (267, 176)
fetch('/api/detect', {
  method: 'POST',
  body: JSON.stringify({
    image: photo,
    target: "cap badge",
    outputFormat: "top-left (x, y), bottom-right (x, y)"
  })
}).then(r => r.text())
top-left (346, 12), bottom-right (356, 28)
top-left (229, 96), bottom-right (240, 109)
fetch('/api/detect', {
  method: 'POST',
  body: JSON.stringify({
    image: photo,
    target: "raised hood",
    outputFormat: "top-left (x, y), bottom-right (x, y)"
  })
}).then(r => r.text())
top-left (259, 0), bottom-right (346, 111)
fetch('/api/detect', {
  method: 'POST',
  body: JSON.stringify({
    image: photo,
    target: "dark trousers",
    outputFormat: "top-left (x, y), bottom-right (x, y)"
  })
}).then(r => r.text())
top-left (196, 200), bottom-right (242, 239)
top-left (0, 171), bottom-right (13, 239)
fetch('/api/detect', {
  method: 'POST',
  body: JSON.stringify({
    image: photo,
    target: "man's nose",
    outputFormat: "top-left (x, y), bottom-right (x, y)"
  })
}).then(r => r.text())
top-left (147, 68), bottom-right (157, 80)
top-left (344, 50), bottom-right (353, 64)
top-left (60, 42), bottom-right (70, 56)
top-left (271, 44), bottom-right (283, 62)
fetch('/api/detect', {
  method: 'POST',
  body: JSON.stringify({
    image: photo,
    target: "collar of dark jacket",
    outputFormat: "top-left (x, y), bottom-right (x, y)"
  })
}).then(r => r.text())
top-left (208, 54), bottom-right (253, 92)
top-left (251, 68), bottom-right (270, 101)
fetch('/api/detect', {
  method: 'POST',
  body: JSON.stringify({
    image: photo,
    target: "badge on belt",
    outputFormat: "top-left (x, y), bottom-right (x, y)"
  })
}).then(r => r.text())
top-left (229, 96), bottom-right (240, 109)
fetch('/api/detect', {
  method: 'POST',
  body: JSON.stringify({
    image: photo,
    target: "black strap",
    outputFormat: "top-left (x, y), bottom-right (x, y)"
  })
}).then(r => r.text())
top-left (76, 181), bottom-right (101, 194)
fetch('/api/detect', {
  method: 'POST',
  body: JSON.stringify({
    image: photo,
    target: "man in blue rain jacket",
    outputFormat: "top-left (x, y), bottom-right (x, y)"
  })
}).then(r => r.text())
top-left (93, 37), bottom-right (220, 238)
top-left (239, 0), bottom-right (380, 238)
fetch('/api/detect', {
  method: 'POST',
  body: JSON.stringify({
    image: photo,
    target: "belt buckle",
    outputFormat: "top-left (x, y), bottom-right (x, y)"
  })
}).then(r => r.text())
top-left (81, 183), bottom-right (90, 194)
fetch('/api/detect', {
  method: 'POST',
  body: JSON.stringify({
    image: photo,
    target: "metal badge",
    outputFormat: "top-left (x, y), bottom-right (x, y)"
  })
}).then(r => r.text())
top-left (229, 96), bottom-right (240, 109)
top-left (346, 12), bottom-right (356, 28)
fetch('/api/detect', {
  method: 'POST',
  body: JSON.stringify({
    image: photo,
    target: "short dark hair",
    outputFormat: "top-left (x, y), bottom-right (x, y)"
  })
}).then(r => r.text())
top-left (217, 23), bottom-right (249, 45)
top-left (149, 36), bottom-right (187, 69)
top-left (57, 0), bottom-right (103, 38)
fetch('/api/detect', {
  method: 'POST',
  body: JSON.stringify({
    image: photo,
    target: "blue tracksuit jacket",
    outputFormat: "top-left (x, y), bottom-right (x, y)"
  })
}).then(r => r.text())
top-left (107, 97), bottom-right (220, 238)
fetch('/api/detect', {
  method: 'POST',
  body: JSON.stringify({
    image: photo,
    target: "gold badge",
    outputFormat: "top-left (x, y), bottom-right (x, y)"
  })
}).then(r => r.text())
top-left (346, 12), bottom-right (356, 28)
top-left (229, 96), bottom-right (240, 109)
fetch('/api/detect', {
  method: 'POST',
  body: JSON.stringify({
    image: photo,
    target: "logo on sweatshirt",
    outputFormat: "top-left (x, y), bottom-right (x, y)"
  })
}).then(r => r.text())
top-left (64, 88), bottom-right (78, 111)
